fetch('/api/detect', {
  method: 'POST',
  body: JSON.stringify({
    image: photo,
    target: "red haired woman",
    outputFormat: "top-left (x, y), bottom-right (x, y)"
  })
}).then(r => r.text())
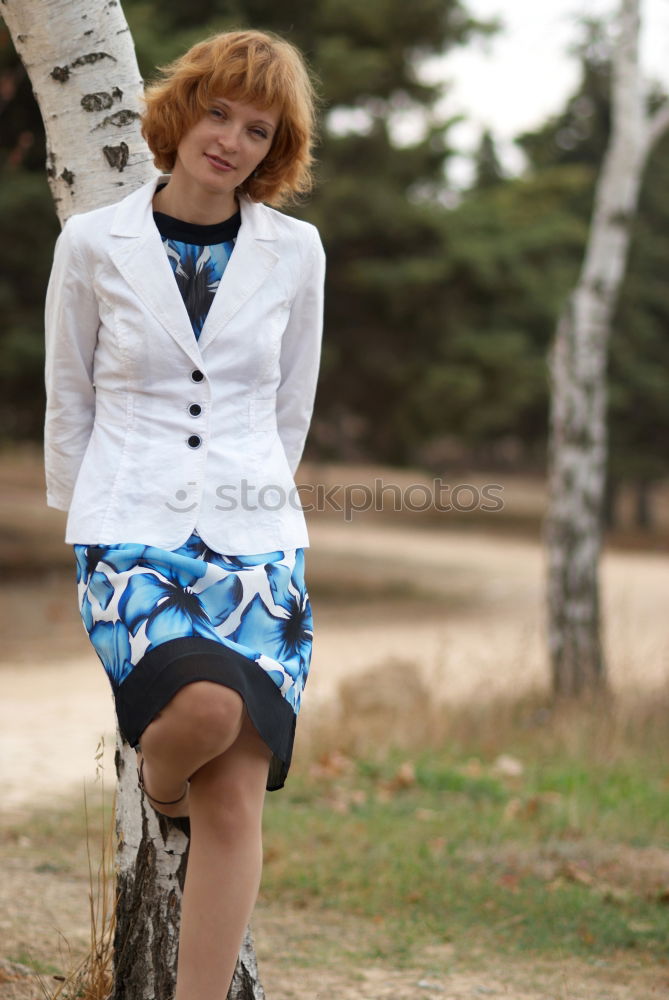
top-left (44, 29), bottom-right (324, 997)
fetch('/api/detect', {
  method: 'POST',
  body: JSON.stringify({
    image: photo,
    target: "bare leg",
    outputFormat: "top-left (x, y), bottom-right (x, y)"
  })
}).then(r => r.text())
top-left (136, 682), bottom-right (245, 818)
top-left (130, 679), bottom-right (272, 995)
top-left (174, 711), bottom-right (271, 1000)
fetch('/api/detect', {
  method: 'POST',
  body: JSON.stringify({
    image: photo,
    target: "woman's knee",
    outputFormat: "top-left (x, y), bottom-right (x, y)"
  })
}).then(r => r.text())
top-left (142, 682), bottom-right (244, 759)
top-left (189, 724), bottom-right (270, 838)
top-left (190, 767), bottom-right (265, 841)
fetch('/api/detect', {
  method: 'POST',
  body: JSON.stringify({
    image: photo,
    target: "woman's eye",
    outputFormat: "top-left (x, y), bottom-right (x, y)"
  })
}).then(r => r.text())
top-left (210, 108), bottom-right (225, 119)
top-left (250, 128), bottom-right (268, 139)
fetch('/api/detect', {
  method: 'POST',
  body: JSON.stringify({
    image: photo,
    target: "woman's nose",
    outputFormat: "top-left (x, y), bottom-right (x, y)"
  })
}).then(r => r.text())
top-left (216, 124), bottom-right (240, 151)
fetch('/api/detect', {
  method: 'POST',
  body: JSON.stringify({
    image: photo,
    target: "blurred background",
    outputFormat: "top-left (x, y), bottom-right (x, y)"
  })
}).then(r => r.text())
top-left (1, 2), bottom-right (669, 996)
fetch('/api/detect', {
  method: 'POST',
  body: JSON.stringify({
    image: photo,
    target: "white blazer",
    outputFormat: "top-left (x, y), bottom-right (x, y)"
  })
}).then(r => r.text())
top-left (44, 174), bottom-right (325, 553)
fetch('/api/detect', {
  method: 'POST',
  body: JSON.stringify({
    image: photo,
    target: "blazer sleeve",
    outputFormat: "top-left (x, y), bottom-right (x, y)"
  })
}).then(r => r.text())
top-left (43, 216), bottom-right (100, 511)
top-left (276, 225), bottom-right (326, 477)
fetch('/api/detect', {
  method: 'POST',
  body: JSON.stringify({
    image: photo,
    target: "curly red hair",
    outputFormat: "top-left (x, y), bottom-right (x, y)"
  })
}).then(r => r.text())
top-left (141, 29), bottom-right (317, 206)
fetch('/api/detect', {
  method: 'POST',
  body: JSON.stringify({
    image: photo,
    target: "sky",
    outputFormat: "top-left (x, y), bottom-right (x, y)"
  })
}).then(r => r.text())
top-left (418, 0), bottom-right (669, 184)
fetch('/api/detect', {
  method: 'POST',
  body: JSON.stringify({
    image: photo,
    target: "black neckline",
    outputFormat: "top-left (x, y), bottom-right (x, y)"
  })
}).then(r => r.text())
top-left (153, 209), bottom-right (241, 246)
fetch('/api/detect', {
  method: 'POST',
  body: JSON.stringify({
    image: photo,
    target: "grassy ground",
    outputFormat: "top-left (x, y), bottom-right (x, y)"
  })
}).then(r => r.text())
top-left (3, 690), bottom-right (669, 998)
top-left (266, 691), bottom-right (669, 966)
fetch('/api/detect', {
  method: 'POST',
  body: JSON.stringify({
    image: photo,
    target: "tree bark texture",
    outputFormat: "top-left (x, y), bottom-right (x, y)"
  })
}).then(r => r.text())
top-left (3, 2), bottom-right (265, 996)
top-left (544, 0), bottom-right (669, 696)
top-left (2, 0), bottom-right (154, 220)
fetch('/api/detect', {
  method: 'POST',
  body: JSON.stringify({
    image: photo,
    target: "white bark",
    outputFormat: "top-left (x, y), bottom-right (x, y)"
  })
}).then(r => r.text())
top-left (113, 745), bottom-right (189, 999)
top-left (3, 1), bottom-right (264, 996)
top-left (2, 0), bottom-right (155, 221)
top-left (544, 0), bottom-right (669, 695)
top-left (114, 746), bottom-right (264, 999)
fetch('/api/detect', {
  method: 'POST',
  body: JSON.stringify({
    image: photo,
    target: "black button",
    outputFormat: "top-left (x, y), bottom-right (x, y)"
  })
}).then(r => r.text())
top-left (190, 369), bottom-right (204, 383)
top-left (188, 403), bottom-right (202, 417)
top-left (187, 435), bottom-right (202, 449)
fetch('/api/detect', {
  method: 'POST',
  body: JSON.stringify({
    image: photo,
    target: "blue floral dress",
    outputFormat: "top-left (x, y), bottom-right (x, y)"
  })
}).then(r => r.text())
top-left (73, 204), bottom-right (313, 791)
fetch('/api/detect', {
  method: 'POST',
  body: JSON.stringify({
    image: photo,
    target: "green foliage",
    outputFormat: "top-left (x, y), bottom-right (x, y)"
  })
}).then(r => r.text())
top-left (0, 171), bottom-right (59, 440)
top-left (517, 19), bottom-right (612, 176)
top-left (0, 22), bottom-right (46, 172)
top-left (124, 0), bottom-right (495, 107)
top-left (609, 129), bottom-right (669, 483)
top-left (402, 166), bottom-right (591, 461)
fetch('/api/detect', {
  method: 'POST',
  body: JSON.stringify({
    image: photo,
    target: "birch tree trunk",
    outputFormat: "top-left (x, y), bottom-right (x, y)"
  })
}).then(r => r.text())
top-left (2, 0), bottom-right (153, 216)
top-left (544, 0), bottom-right (669, 696)
top-left (3, 2), bottom-right (264, 997)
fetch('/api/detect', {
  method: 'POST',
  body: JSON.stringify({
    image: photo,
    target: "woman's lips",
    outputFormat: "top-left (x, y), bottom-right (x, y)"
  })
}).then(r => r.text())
top-left (205, 154), bottom-right (234, 171)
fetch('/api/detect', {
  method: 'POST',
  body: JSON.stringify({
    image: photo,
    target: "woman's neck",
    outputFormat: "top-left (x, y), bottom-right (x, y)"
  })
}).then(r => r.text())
top-left (153, 174), bottom-right (238, 225)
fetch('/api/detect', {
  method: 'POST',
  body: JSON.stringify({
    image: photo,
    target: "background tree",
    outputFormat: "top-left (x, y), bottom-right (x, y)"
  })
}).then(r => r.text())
top-left (541, 0), bottom-right (669, 697)
top-left (518, 20), bottom-right (669, 529)
top-left (519, 18), bottom-right (669, 532)
top-left (473, 127), bottom-right (505, 189)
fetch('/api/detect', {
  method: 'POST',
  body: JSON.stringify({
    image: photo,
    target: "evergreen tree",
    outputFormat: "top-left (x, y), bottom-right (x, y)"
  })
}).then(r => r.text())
top-left (473, 128), bottom-right (504, 189)
top-left (0, 23), bottom-right (58, 439)
top-left (517, 18), bottom-right (612, 175)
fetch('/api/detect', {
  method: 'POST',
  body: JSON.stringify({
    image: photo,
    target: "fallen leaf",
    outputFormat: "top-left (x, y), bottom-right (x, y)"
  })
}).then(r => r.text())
top-left (502, 797), bottom-right (523, 821)
top-left (461, 757), bottom-right (484, 777)
top-left (415, 807), bottom-right (438, 821)
top-left (309, 750), bottom-right (354, 779)
top-left (492, 753), bottom-right (524, 778)
top-left (389, 760), bottom-right (416, 790)
top-left (562, 862), bottom-right (594, 886)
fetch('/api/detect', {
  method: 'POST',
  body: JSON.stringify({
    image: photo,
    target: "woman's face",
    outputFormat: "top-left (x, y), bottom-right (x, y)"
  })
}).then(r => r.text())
top-left (174, 95), bottom-right (279, 197)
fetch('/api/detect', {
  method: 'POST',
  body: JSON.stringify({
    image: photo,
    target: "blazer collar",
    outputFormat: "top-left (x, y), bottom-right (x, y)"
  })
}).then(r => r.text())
top-left (108, 175), bottom-right (280, 361)
top-left (109, 174), bottom-right (279, 241)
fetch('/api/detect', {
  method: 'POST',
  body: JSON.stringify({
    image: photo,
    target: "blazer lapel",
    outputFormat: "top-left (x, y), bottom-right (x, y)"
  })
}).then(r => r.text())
top-left (107, 179), bottom-right (280, 363)
top-left (108, 176), bottom-right (204, 367)
top-left (196, 196), bottom-right (279, 354)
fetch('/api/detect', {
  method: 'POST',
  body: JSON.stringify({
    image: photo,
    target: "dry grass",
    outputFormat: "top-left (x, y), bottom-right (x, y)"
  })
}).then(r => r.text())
top-left (294, 653), bottom-right (669, 772)
top-left (33, 740), bottom-right (116, 1000)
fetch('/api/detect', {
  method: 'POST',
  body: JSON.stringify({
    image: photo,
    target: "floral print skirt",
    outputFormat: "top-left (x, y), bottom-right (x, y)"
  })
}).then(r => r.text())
top-left (73, 530), bottom-right (313, 790)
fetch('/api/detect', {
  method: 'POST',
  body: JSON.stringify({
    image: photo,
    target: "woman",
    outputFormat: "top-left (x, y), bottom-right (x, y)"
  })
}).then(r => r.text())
top-left (44, 29), bottom-right (325, 998)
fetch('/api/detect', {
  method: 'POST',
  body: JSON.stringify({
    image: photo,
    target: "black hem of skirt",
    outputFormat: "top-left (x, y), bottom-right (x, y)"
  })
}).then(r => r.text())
top-left (114, 636), bottom-right (296, 791)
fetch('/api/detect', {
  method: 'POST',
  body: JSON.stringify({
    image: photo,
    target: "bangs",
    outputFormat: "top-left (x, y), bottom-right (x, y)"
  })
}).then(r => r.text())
top-left (199, 48), bottom-right (290, 114)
